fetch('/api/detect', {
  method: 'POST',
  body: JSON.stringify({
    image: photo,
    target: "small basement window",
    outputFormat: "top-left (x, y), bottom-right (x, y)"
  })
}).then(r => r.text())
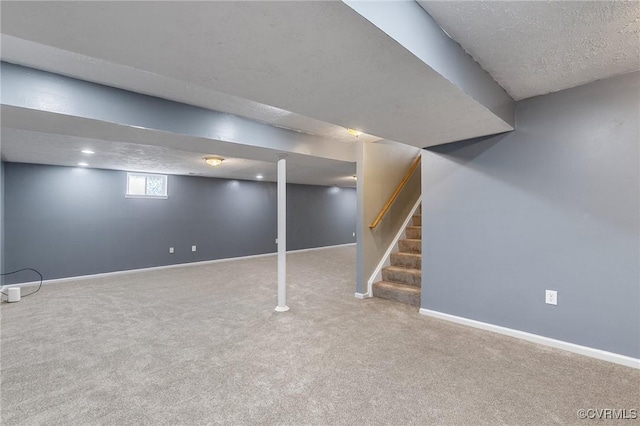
top-left (126, 172), bottom-right (168, 198)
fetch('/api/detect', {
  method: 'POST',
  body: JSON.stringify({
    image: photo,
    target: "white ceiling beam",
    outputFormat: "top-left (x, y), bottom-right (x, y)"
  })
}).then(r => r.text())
top-left (344, 0), bottom-right (514, 128)
top-left (1, 1), bottom-right (513, 148)
top-left (0, 63), bottom-right (356, 164)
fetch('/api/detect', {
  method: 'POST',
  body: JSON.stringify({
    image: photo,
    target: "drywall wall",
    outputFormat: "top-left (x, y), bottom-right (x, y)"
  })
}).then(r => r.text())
top-left (0, 160), bottom-right (4, 282)
top-left (287, 183), bottom-right (356, 251)
top-left (356, 140), bottom-right (421, 294)
top-left (421, 71), bottom-right (639, 358)
top-left (3, 163), bottom-right (356, 283)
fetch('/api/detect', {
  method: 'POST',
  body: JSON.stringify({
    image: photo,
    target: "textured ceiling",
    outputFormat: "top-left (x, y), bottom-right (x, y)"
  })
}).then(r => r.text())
top-left (0, 36), bottom-right (379, 145)
top-left (0, 128), bottom-right (356, 188)
top-left (0, 1), bottom-right (512, 147)
top-left (419, 1), bottom-right (640, 100)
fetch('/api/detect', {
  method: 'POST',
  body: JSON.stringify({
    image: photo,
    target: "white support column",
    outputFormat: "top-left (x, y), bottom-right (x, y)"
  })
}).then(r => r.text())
top-left (275, 156), bottom-right (289, 312)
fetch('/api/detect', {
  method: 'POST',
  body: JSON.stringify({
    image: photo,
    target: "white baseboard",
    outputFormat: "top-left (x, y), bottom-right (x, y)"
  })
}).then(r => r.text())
top-left (288, 242), bottom-right (355, 254)
top-left (355, 292), bottom-right (371, 299)
top-left (419, 308), bottom-right (640, 369)
top-left (367, 196), bottom-right (422, 295)
top-left (1, 243), bottom-right (356, 289)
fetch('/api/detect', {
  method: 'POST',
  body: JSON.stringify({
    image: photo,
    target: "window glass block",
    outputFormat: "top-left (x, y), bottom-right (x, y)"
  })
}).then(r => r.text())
top-left (126, 173), bottom-right (167, 198)
top-left (146, 176), bottom-right (165, 196)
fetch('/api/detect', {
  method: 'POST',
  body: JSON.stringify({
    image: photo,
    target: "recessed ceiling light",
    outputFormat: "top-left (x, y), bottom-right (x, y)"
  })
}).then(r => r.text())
top-left (81, 149), bottom-right (95, 154)
top-left (347, 128), bottom-right (362, 137)
top-left (256, 175), bottom-right (264, 179)
top-left (204, 156), bottom-right (224, 167)
top-left (352, 175), bottom-right (357, 180)
top-left (77, 162), bottom-right (89, 167)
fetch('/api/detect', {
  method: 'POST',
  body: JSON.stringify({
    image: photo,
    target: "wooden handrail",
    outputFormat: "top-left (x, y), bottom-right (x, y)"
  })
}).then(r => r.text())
top-left (369, 155), bottom-right (421, 229)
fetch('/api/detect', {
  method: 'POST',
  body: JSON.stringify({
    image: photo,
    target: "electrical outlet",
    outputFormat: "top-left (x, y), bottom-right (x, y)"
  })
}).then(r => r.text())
top-left (192, 245), bottom-right (197, 252)
top-left (545, 290), bottom-right (557, 305)
top-left (169, 247), bottom-right (174, 254)
top-left (275, 238), bottom-right (278, 244)
top-left (352, 232), bottom-right (356, 237)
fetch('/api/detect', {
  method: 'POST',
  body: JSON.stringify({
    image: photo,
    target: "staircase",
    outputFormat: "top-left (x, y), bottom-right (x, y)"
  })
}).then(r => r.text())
top-left (372, 204), bottom-right (422, 306)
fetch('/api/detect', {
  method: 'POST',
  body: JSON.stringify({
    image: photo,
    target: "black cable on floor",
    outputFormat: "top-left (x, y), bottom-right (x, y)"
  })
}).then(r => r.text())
top-left (0, 268), bottom-right (43, 298)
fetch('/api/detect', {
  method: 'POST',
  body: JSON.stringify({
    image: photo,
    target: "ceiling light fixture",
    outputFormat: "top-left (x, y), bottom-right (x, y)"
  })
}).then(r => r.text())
top-left (347, 128), bottom-right (362, 137)
top-left (256, 175), bottom-right (264, 179)
top-left (81, 149), bottom-right (95, 154)
top-left (352, 175), bottom-right (357, 180)
top-left (77, 162), bottom-right (89, 167)
top-left (204, 156), bottom-right (225, 167)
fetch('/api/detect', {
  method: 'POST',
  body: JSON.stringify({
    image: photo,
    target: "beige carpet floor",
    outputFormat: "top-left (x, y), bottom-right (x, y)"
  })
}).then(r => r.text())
top-left (1, 246), bottom-right (638, 425)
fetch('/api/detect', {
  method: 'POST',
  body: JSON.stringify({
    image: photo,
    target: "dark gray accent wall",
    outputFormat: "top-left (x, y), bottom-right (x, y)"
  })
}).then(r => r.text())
top-left (4, 163), bottom-right (355, 284)
top-left (421, 71), bottom-right (640, 358)
top-left (287, 184), bottom-right (356, 251)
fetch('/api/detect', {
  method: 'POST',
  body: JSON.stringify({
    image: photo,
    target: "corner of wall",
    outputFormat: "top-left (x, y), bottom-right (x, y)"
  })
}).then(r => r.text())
top-left (0, 159), bottom-right (4, 283)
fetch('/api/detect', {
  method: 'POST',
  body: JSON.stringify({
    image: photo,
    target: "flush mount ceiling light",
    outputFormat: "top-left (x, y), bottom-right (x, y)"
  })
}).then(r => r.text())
top-left (347, 128), bottom-right (362, 137)
top-left (204, 156), bottom-right (224, 167)
top-left (77, 162), bottom-right (89, 167)
top-left (81, 149), bottom-right (95, 154)
top-left (256, 175), bottom-right (264, 179)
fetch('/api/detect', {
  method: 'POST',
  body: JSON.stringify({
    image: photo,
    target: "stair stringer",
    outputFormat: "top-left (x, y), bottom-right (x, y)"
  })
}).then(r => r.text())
top-left (367, 196), bottom-right (422, 297)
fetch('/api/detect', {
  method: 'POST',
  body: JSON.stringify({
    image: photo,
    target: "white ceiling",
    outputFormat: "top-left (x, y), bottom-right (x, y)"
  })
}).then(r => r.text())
top-left (0, 1), bottom-right (512, 148)
top-left (2, 0), bottom-right (634, 181)
top-left (0, 35), bottom-right (380, 145)
top-left (0, 128), bottom-right (356, 188)
top-left (419, 0), bottom-right (640, 100)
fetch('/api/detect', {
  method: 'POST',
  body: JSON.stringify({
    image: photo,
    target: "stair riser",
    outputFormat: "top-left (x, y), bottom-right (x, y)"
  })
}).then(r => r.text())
top-left (382, 269), bottom-right (421, 287)
top-left (399, 240), bottom-right (421, 254)
top-left (390, 253), bottom-right (421, 270)
top-left (372, 284), bottom-right (421, 307)
top-left (412, 215), bottom-right (422, 226)
top-left (406, 228), bottom-right (422, 239)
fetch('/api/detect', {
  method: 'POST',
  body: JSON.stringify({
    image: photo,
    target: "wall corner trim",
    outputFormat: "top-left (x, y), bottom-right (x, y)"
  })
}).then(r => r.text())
top-left (355, 292), bottom-right (371, 299)
top-left (418, 308), bottom-right (640, 369)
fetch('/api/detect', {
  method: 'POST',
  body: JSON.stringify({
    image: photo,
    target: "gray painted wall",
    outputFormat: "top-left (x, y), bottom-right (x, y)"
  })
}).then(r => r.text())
top-left (4, 163), bottom-right (356, 283)
top-left (0, 160), bottom-right (4, 283)
top-left (287, 184), bottom-right (356, 251)
top-left (421, 71), bottom-right (639, 358)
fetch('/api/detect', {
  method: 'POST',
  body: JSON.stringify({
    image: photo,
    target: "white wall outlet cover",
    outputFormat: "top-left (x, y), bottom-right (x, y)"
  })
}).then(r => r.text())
top-left (545, 290), bottom-right (558, 305)
top-left (192, 245), bottom-right (197, 252)
top-left (169, 247), bottom-right (174, 254)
